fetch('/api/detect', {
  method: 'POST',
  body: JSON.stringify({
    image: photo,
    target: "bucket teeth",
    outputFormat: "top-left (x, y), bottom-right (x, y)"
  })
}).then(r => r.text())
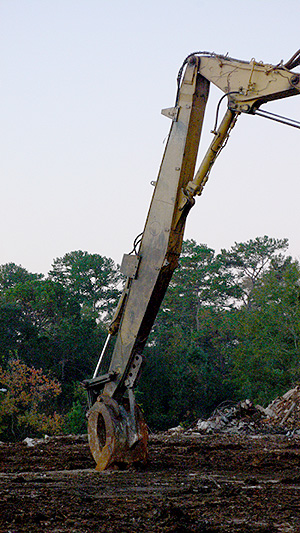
top-left (87, 395), bottom-right (148, 471)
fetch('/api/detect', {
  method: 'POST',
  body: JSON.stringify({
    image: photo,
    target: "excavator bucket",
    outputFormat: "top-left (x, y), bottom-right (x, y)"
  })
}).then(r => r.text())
top-left (87, 394), bottom-right (148, 471)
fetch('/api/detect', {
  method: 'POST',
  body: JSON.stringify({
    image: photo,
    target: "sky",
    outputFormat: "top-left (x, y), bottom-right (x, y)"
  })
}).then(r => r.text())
top-left (1, 0), bottom-right (300, 275)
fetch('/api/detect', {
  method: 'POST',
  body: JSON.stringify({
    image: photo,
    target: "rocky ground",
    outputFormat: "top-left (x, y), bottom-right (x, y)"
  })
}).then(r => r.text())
top-left (1, 431), bottom-right (300, 532)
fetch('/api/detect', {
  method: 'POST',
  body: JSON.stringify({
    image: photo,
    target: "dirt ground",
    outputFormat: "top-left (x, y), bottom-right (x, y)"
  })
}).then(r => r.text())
top-left (1, 432), bottom-right (300, 532)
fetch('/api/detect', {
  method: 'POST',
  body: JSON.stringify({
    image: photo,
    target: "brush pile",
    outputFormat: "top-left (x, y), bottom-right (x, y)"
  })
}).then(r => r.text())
top-left (193, 385), bottom-right (300, 435)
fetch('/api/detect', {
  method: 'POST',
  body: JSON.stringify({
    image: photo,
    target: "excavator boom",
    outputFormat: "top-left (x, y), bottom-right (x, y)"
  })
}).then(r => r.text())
top-left (84, 50), bottom-right (300, 470)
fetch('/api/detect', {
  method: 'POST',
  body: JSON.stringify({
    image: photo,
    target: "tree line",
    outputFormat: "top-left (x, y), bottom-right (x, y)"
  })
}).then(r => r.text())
top-left (0, 236), bottom-right (300, 439)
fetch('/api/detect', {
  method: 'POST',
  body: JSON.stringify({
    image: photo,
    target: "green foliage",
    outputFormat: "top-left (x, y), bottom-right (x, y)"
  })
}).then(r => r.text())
top-left (0, 256), bottom-right (111, 415)
top-left (231, 258), bottom-right (300, 404)
top-left (138, 240), bottom-right (242, 429)
top-left (138, 236), bottom-right (297, 428)
top-left (0, 238), bottom-right (299, 435)
top-left (48, 251), bottom-right (122, 321)
top-left (63, 382), bottom-right (87, 435)
top-left (0, 359), bottom-right (63, 441)
top-left (64, 400), bottom-right (86, 435)
top-left (4, 278), bottom-right (81, 330)
top-left (140, 306), bottom-right (237, 429)
top-left (0, 263), bottom-right (43, 291)
top-left (0, 302), bottom-right (30, 367)
top-left (218, 236), bottom-right (289, 308)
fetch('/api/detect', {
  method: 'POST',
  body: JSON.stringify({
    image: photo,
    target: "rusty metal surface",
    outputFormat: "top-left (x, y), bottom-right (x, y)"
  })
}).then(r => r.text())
top-left (87, 395), bottom-right (148, 471)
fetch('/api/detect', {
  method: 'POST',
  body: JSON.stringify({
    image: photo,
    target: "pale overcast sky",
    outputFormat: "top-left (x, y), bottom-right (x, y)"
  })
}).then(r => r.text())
top-left (1, 0), bottom-right (300, 274)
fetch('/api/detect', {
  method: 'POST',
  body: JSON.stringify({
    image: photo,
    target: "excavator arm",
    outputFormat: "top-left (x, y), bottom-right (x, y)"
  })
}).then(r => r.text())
top-left (84, 50), bottom-right (300, 470)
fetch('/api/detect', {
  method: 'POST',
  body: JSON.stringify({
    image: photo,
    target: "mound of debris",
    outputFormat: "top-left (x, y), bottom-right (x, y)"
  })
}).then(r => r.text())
top-left (262, 385), bottom-right (300, 432)
top-left (192, 385), bottom-right (300, 436)
top-left (194, 399), bottom-right (266, 435)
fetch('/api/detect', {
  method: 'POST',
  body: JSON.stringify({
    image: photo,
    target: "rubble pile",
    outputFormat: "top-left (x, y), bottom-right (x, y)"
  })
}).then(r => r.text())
top-left (193, 385), bottom-right (300, 435)
top-left (263, 385), bottom-right (300, 432)
top-left (195, 399), bottom-right (265, 435)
